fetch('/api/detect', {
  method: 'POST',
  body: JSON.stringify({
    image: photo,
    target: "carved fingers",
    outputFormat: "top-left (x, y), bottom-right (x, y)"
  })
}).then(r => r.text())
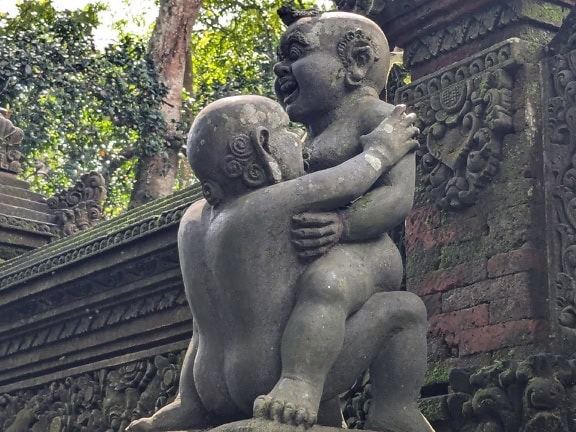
top-left (291, 212), bottom-right (343, 260)
top-left (361, 104), bottom-right (420, 164)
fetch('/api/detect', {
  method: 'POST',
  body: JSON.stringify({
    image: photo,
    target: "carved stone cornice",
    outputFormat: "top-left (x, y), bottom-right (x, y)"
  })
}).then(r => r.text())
top-left (401, 2), bottom-right (521, 69)
top-left (368, 0), bottom-right (573, 78)
top-left (0, 214), bottom-right (57, 236)
top-left (0, 184), bottom-right (203, 291)
top-left (0, 112), bottom-right (23, 174)
top-left (396, 39), bottom-right (524, 209)
top-left (48, 172), bottom-right (107, 236)
top-left (0, 284), bottom-right (186, 359)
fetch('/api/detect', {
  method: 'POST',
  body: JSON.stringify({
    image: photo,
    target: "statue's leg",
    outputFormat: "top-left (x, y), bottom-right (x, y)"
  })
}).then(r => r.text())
top-left (127, 324), bottom-right (213, 432)
top-left (322, 290), bottom-right (432, 432)
top-left (254, 244), bottom-right (383, 427)
top-left (317, 397), bottom-right (344, 427)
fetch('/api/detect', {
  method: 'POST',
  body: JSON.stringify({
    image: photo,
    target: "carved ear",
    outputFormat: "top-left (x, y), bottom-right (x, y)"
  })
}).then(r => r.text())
top-left (345, 42), bottom-right (376, 87)
top-left (250, 127), bottom-right (282, 184)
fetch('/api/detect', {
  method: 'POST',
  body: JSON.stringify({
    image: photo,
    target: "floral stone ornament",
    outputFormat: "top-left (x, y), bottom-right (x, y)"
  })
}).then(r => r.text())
top-left (396, 39), bottom-right (522, 210)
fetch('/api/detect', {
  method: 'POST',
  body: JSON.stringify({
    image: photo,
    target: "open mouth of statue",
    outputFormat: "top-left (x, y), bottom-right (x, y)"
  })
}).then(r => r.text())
top-left (279, 78), bottom-right (299, 105)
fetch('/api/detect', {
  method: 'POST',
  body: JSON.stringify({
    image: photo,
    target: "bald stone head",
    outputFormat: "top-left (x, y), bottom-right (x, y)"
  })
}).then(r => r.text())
top-left (187, 95), bottom-right (303, 206)
top-left (274, 12), bottom-right (390, 122)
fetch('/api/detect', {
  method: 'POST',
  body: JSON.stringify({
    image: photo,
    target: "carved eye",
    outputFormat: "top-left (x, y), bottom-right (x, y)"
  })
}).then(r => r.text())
top-left (289, 45), bottom-right (303, 61)
top-left (276, 47), bottom-right (285, 61)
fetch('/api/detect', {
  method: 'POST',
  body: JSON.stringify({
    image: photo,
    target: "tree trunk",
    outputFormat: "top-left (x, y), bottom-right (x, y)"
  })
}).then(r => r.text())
top-left (130, 0), bottom-right (203, 208)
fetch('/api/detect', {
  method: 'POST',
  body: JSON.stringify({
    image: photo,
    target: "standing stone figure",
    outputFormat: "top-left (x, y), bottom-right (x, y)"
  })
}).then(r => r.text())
top-left (128, 11), bottom-right (432, 432)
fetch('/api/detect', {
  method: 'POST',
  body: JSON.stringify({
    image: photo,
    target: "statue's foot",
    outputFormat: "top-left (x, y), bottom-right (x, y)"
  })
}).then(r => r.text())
top-left (125, 418), bottom-right (154, 432)
top-left (253, 377), bottom-right (320, 428)
top-left (125, 399), bottom-right (212, 432)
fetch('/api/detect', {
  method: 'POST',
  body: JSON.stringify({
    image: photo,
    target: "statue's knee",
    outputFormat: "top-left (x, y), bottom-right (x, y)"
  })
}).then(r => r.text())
top-left (399, 292), bottom-right (428, 327)
top-left (298, 268), bottom-right (347, 305)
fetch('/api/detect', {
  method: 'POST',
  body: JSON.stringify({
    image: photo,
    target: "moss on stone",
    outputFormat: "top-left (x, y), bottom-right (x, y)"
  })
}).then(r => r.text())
top-left (522, 0), bottom-right (569, 27)
top-left (424, 360), bottom-right (451, 386)
top-left (418, 396), bottom-right (447, 423)
top-left (439, 241), bottom-right (486, 269)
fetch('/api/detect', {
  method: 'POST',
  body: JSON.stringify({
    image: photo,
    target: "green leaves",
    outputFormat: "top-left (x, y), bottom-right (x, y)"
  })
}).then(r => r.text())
top-left (0, 1), bottom-right (167, 215)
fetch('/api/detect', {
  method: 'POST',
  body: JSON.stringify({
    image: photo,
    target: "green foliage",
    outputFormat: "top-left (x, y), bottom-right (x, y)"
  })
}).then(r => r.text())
top-left (0, 0), bottom-right (168, 214)
top-left (187, 0), bottom-right (327, 118)
top-left (1, 0), bottom-right (329, 214)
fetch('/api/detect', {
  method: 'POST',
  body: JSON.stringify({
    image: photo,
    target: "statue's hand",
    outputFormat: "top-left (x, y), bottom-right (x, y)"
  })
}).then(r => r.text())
top-left (360, 104), bottom-right (420, 166)
top-left (291, 211), bottom-right (344, 260)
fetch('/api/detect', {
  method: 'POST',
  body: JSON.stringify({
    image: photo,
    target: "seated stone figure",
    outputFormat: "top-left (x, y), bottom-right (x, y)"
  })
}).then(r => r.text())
top-left (126, 95), bottom-right (423, 432)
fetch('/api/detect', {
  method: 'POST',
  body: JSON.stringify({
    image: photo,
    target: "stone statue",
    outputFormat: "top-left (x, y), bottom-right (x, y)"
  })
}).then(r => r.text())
top-left (128, 10), bottom-right (432, 432)
top-left (127, 93), bottom-right (420, 432)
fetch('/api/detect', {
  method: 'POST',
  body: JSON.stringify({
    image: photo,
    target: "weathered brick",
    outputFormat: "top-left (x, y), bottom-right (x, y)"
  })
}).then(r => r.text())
top-left (442, 272), bottom-right (531, 313)
top-left (456, 319), bottom-right (548, 356)
top-left (406, 216), bottom-right (486, 254)
top-left (406, 205), bottom-right (440, 233)
top-left (489, 293), bottom-right (547, 324)
top-left (487, 248), bottom-right (544, 278)
top-left (439, 241), bottom-right (487, 269)
top-left (409, 261), bottom-right (487, 297)
top-left (421, 293), bottom-right (442, 318)
top-left (406, 247), bottom-right (441, 280)
top-left (406, 226), bottom-right (457, 253)
top-left (428, 304), bottom-right (490, 337)
top-left (427, 335), bottom-right (450, 361)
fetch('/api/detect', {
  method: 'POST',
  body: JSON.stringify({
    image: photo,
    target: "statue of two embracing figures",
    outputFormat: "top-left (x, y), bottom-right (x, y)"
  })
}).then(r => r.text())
top-left (128, 7), bottom-right (435, 432)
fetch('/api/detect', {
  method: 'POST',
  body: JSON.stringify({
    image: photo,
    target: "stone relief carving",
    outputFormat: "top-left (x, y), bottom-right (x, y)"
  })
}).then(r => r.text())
top-left (446, 354), bottom-right (576, 432)
top-left (403, 3), bottom-right (520, 68)
top-left (47, 172), bottom-right (107, 236)
top-left (396, 39), bottom-right (518, 210)
top-left (544, 23), bottom-right (576, 336)
top-left (0, 215), bottom-right (57, 236)
top-left (0, 352), bottom-right (183, 432)
top-left (0, 112), bottom-right (24, 174)
top-left (0, 285), bottom-right (186, 358)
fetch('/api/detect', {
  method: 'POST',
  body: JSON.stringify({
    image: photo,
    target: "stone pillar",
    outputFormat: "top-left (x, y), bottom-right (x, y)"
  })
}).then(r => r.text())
top-left (543, 9), bottom-right (576, 356)
top-left (364, 0), bottom-right (575, 390)
top-left (0, 112), bottom-right (56, 261)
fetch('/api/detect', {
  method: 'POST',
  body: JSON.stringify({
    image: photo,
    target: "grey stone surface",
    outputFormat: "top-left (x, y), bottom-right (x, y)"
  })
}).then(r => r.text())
top-left (129, 11), bottom-right (432, 432)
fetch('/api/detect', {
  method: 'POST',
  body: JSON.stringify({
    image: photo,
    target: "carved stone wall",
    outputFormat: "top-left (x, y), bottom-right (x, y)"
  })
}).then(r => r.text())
top-left (0, 186), bottom-right (203, 397)
top-left (387, 3), bottom-right (575, 426)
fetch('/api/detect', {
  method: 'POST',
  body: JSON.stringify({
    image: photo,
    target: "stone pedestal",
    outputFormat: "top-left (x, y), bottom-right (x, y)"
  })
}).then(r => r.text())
top-left (0, 115), bottom-right (56, 261)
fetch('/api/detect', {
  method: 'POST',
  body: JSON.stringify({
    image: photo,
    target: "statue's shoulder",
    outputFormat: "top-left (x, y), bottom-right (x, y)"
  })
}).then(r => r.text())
top-left (357, 98), bottom-right (394, 133)
top-left (179, 199), bottom-right (209, 237)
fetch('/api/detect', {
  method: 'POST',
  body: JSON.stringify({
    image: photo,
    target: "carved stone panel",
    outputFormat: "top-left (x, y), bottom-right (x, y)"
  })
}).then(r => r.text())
top-left (447, 354), bottom-right (576, 432)
top-left (0, 351), bottom-right (183, 432)
top-left (47, 172), bottom-right (107, 236)
top-left (396, 39), bottom-right (522, 210)
top-left (0, 113), bottom-right (23, 174)
top-left (543, 12), bottom-right (576, 351)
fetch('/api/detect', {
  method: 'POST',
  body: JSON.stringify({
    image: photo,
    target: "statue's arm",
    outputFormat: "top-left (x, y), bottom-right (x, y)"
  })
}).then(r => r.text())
top-left (268, 109), bottom-right (417, 212)
top-left (340, 152), bottom-right (415, 241)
